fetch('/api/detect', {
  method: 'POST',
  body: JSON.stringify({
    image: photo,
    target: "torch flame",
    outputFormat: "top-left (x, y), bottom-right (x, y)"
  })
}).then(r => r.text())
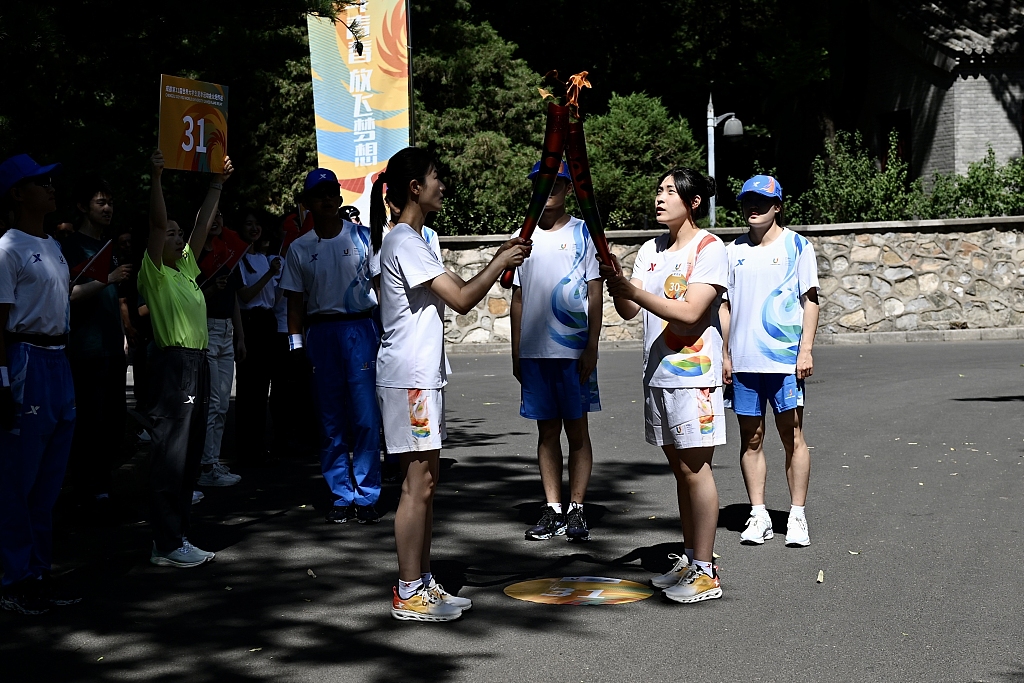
top-left (566, 71), bottom-right (591, 110)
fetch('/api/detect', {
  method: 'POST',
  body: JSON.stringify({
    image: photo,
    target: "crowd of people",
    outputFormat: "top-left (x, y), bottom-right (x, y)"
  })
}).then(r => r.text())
top-left (0, 146), bottom-right (818, 622)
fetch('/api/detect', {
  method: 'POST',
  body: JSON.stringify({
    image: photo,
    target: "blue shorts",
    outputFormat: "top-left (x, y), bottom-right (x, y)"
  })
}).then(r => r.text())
top-left (731, 372), bottom-right (804, 416)
top-left (520, 358), bottom-right (601, 421)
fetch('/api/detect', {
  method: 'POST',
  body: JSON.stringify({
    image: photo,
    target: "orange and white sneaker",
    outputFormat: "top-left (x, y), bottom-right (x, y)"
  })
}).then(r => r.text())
top-left (391, 586), bottom-right (463, 622)
top-left (663, 565), bottom-right (722, 604)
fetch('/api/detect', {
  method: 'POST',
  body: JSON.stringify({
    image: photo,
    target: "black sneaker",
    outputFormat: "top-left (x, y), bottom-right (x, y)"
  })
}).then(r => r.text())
top-left (355, 504), bottom-right (381, 524)
top-left (325, 505), bottom-right (353, 524)
top-left (382, 462), bottom-right (400, 484)
top-left (566, 504), bottom-right (591, 542)
top-left (39, 573), bottom-right (82, 606)
top-left (1, 581), bottom-right (50, 615)
top-left (525, 505), bottom-right (566, 540)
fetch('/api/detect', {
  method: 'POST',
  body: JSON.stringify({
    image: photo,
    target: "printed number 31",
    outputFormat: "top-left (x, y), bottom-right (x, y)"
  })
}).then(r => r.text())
top-left (182, 116), bottom-right (208, 153)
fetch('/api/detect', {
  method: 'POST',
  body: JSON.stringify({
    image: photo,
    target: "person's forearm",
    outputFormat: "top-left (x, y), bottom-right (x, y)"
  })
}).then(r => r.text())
top-left (189, 183), bottom-right (222, 254)
top-left (286, 292), bottom-right (305, 336)
top-left (147, 172), bottom-right (167, 267)
top-left (232, 298), bottom-right (244, 344)
top-left (800, 298), bottom-right (819, 353)
top-left (0, 305), bottom-right (10, 368)
top-left (238, 269), bottom-right (274, 304)
top-left (451, 258), bottom-right (506, 314)
top-left (70, 280), bottom-right (108, 302)
top-left (631, 288), bottom-right (710, 326)
top-left (720, 300), bottom-right (731, 356)
top-left (586, 280), bottom-right (603, 349)
top-left (510, 289), bottom-right (522, 358)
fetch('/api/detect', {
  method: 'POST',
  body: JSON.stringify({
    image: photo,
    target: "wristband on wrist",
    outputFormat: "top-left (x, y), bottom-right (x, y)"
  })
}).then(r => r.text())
top-left (0, 366), bottom-right (9, 388)
top-left (209, 182), bottom-right (223, 190)
top-left (288, 333), bottom-right (304, 351)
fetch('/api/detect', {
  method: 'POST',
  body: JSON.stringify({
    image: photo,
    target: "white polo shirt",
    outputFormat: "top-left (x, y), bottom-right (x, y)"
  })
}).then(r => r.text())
top-left (0, 229), bottom-right (70, 336)
top-left (280, 221), bottom-right (377, 315)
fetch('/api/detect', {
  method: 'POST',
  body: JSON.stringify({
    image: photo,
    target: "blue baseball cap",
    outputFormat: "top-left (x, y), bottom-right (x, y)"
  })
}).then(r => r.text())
top-left (527, 159), bottom-right (571, 181)
top-left (0, 154), bottom-right (63, 197)
top-left (737, 175), bottom-right (783, 201)
top-left (303, 167), bottom-right (340, 194)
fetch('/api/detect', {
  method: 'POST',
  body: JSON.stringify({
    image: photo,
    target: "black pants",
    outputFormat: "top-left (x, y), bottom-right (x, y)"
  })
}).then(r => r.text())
top-left (68, 353), bottom-right (127, 497)
top-left (236, 308), bottom-right (276, 459)
top-left (149, 347), bottom-right (209, 552)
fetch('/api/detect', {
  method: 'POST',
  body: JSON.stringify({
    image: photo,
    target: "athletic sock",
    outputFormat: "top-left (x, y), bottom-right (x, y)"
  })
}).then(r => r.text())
top-left (684, 548), bottom-right (695, 563)
top-left (751, 504), bottom-right (767, 517)
top-left (694, 560), bottom-right (714, 577)
top-left (398, 579), bottom-right (422, 600)
top-left (420, 572), bottom-right (433, 587)
top-left (790, 505), bottom-right (806, 518)
top-left (547, 502), bottom-right (563, 514)
top-left (568, 501), bottom-right (583, 512)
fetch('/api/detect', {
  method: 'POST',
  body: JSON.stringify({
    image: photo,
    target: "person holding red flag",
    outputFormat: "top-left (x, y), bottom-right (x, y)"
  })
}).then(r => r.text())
top-left (60, 178), bottom-right (133, 510)
top-left (195, 210), bottom-right (245, 487)
top-left (0, 154), bottom-right (79, 614)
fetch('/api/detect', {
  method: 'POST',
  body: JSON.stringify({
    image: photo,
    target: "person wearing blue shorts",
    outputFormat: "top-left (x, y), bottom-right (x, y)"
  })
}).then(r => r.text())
top-left (721, 175), bottom-right (820, 547)
top-left (510, 160), bottom-right (602, 542)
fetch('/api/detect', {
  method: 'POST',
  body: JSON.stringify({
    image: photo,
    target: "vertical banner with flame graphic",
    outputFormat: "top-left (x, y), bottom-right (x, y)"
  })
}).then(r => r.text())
top-left (307, 0), bottom-right (410, 218)
top-left (158, 75), bottom-right (229, 173)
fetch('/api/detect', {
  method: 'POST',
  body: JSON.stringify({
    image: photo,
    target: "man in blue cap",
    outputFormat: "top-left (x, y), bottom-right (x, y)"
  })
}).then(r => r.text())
top-left (720, 175), bottom-right (820, 548)
top-left (510, 160), bottom-right (602, 542)
top-left (280, 168), bottom-right (383, 524)
top-left (0, 154), bottom-right (80, 614)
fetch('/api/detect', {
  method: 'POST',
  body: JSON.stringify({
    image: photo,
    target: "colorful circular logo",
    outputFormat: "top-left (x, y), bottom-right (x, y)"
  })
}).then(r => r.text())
top-left (663, 274), bottom-right (687, 299)
top-left (503, 576), bottom-right (654, 605)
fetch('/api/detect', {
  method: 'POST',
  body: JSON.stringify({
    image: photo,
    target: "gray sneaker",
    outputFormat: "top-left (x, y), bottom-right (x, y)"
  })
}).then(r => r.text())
top-left (182, 538), bottom-right (216, 562)
top-left (150, 542), bottom-right (213, 568)
top-left (198, 463), bottom-right (241, 487)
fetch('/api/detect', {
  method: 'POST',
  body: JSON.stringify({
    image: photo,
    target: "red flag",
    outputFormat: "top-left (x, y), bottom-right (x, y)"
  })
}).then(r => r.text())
top-left (279, 207), bottom-right (314, 256)
top-left (69, 239), bottom-right (113, 284)
top-left (199, 228), bottom-right (250, 283)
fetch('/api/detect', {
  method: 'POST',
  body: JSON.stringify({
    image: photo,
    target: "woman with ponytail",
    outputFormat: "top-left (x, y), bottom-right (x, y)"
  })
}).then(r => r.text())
top-left (375, 147), bottom-right (531, 622)
top-left (601, 167), bottom-right (729, 604)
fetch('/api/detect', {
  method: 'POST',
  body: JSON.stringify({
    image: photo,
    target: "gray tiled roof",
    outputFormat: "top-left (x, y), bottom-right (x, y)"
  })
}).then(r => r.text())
top-left (893, 0), bottom-right (1024, 54)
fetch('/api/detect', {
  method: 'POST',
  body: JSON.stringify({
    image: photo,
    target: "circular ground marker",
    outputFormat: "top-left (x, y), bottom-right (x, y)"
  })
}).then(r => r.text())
top-left (504, 576), bottom-right (654, 605)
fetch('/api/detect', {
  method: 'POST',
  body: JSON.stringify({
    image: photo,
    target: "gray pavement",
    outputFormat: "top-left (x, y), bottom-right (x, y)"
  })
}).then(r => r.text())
top-left (3, 342), bottom-right (1024, 683)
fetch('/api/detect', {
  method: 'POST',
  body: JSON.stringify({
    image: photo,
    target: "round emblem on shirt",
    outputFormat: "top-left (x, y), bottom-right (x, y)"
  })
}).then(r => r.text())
top-left (663, 274), bottom-right (687, 300)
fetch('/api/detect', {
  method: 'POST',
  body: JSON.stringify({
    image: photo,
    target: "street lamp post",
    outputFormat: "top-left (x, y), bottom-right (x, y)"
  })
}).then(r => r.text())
top-left (706, 93), bottom-right (743, 227)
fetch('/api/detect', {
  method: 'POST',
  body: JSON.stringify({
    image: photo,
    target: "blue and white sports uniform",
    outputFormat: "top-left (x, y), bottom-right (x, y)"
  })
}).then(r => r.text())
top-left (281, 221), bottom-right (381, 508)
top-left (512, 217), bottom-right (601, 420)
top-left (0, 229), bottom-right (75, 587)
top-left (725, 228), bottom-right (819, 416)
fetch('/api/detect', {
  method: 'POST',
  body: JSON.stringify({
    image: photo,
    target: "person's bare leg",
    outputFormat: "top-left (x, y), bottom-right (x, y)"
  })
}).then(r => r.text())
top-left (662, 445), bottom-right (692, 547)
top-left (738, 414), bottom-right (768, 506)
top-left (420, 452), bottom-right (440, 575)
top-left (775, 407), bottom-right (809, 506)
top-left (395, 450), bottom-right (439, 582)
top-left (677, 446), bottom-right (718, 562)
top-left (564, 416), bottom-right (592, 504)
top-left (536, 419), bottom-right (564, 504)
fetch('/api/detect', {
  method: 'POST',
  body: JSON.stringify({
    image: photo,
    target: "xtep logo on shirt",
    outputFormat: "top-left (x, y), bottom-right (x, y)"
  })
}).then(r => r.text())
top-left (58, 255), bottom-right (65, 264)
top-left (185, 395), bottom-right (195, 404)
top-left (26, 405), bottom-right (40, 415)
top-left (32, 254), bottom-right (42, 263)
top-left (310, 253), bottom-right (319, 263)
top-left (648, 263), bottom-right (657, 271)
top-left (736, 259), bottom-right (745, 266)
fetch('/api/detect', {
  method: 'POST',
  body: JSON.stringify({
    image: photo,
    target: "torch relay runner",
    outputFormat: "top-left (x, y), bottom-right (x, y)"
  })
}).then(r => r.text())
top-left (601, 167), bottom-right (728, 604)
top-left (372, 147), bottom-right (531, 622)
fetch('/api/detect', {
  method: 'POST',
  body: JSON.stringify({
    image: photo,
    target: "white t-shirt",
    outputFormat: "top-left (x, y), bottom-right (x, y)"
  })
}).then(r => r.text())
top-left (512, 216), bottom-right (601, 359)
top-left (238, 252), bottom-right (280, 310)
top-left (0, 229), bottom-right (70, 336)
top-left (371, 224), bottom-right (441, 276)
top-left (376, 224), bottom-right (448, 389)
top-left (726, 228), bottom-right (820, 374)
top-left (280, 221), bottom-right (377, 315)
top-left (633, 230), bottom-right (728, 388)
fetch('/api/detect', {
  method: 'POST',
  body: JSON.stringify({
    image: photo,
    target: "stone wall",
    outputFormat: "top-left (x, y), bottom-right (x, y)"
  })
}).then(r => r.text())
top-left (438, 217), bottom-right (1024, 346)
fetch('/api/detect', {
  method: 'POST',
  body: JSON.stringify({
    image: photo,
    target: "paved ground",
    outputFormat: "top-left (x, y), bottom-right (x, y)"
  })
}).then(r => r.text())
top-left (3, 342), bottom-right (1024, 683)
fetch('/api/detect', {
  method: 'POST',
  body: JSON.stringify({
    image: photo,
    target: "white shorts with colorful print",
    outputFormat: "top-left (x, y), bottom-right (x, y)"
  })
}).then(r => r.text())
top-left (377, 387), bottom-right (447, 453)
top-left (644, 385), bottom-right (726, 449)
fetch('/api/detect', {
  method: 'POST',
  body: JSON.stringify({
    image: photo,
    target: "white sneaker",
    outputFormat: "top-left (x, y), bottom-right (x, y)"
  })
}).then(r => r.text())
top-left (191, 490), bottom-right (204, 505)
top-left (198, 463), bottom-right (241, 487)
top-left (182, 538), bottom-right (216, 562)
top-left (740, 512), bottom-right (774, 544)
top-left (651, 553), bottom-right (690, 589)
top-left (150, 542), bottom-right (213, 568)
top-left (785, 513), bottom-right (810, 547)
top-left (427, 579), bottom-right (472, 611)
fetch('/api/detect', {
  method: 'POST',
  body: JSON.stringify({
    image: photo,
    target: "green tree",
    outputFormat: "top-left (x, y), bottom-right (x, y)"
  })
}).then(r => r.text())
top-left (585, 93), bottom-right (703, 229)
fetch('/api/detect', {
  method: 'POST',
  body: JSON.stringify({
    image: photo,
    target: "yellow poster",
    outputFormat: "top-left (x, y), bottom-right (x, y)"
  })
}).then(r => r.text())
top-left (158, 75), bottom-right (229, 173)
top-left (307, 0), bottom-right (410, 216)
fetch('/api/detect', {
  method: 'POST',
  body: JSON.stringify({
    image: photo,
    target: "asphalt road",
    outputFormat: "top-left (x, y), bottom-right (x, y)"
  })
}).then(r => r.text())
top-left (3, 342), bottom-right (1024, 683)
